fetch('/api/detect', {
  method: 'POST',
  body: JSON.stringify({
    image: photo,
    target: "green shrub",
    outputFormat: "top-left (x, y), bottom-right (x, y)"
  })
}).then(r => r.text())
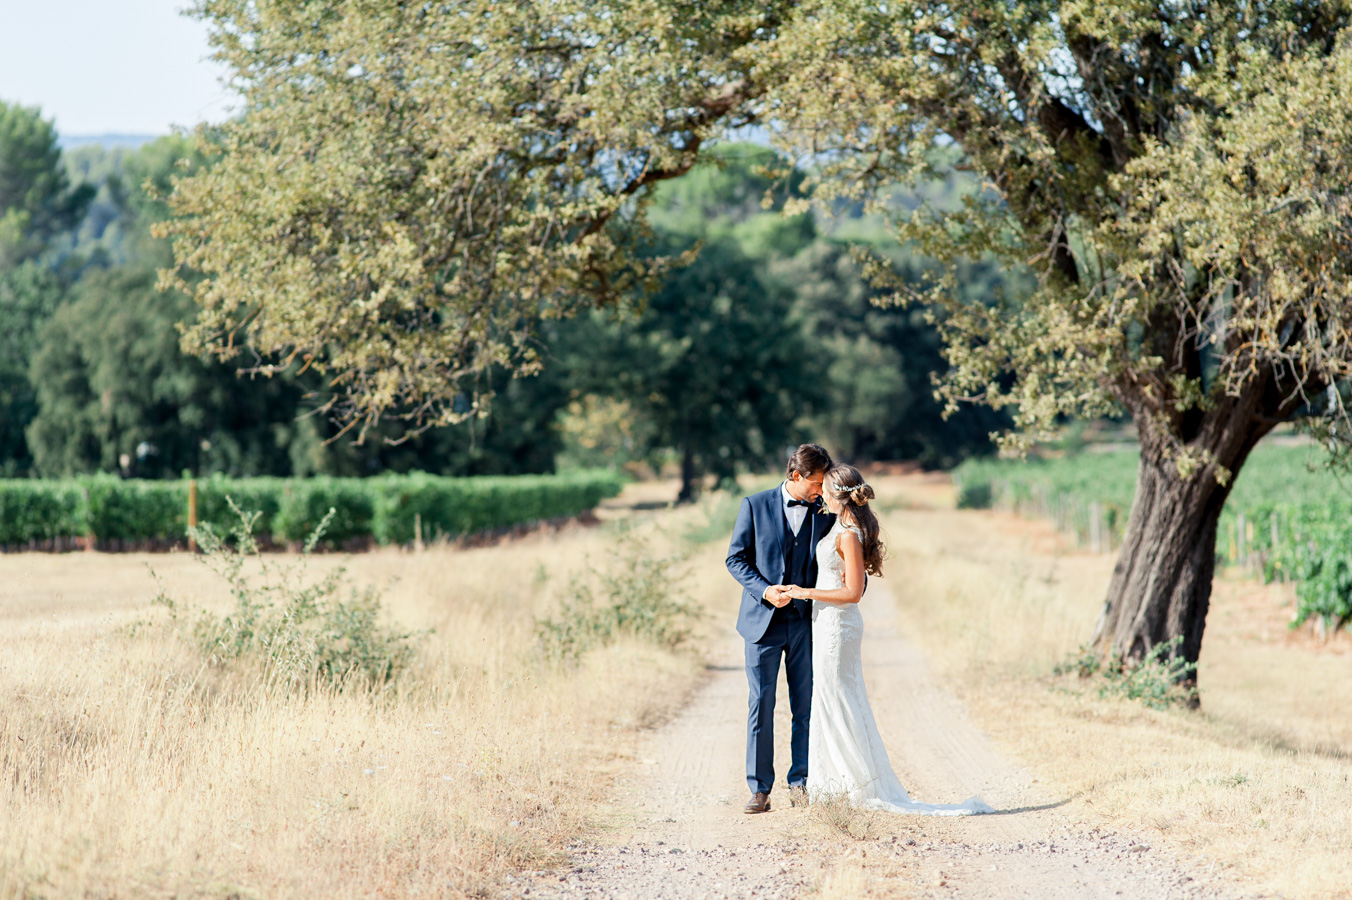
top-left (371, 472), bottom-right (471, 543)
top-left (187, 504), bottom-right (416, 689)
top-left (1259, 505), bottom-right (1352, 633)
top-left (536, 535), bottom-right (698, 664)
top-left (373, 469), bottom-right (626, 545)
top-left (1056, 637), bottom-right (1198, 710)
top-left (196, 476), bottom-right (285, 538)
top-left (955, 480), bottom-right (991, 510)
top-left (0, 469), bottom-right (626, 549)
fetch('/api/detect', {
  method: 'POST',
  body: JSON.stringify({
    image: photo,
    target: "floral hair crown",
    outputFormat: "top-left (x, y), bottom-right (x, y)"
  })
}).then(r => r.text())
top-left (832, 480), bottom-right (872, 506)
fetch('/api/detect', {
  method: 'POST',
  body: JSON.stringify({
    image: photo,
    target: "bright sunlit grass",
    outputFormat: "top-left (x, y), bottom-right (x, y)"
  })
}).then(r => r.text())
top-left (879, 476), bottom-right (1352, 900)
top-left (0, 485), bottom-right (733, 899)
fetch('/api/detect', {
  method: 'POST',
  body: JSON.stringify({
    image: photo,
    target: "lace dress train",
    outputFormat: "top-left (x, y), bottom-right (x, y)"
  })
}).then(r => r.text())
top-left (808, 523), bottom-right (992, 816)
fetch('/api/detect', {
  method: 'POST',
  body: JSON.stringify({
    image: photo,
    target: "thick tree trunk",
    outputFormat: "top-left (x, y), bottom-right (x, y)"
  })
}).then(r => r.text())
top-left (677, 442), bottom-right (697, 504)
top-left (1092, 447), bottom-right (1232, 671)
top-left (1094, 383), bottom-right (1283, 696)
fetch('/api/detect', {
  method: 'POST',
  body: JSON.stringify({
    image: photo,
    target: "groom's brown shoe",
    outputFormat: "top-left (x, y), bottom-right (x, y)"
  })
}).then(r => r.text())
top-left (788, 784), bottom-right (809, 807)
top-left (744, 791), bottom-right (771, 814)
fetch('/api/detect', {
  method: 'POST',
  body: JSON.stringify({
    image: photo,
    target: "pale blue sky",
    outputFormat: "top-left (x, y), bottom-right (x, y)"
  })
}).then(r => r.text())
top-left (0, 0), bottom-right (234, 136)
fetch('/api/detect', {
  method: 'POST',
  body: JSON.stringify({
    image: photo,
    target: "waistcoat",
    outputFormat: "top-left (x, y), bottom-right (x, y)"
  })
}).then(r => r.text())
top-left (782, 512), bottom-right (813, 588)
top-left (776, 511), bottom-right (814, 619)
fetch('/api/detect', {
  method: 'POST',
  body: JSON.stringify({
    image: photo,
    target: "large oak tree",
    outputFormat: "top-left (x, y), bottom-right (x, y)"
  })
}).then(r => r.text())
top-left (167, 0), bottom-right (1352, 688)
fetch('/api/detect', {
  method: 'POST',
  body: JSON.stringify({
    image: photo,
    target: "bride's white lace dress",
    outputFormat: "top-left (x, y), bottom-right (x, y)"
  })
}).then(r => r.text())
top-left (809, 522), bottom-right (992, 816)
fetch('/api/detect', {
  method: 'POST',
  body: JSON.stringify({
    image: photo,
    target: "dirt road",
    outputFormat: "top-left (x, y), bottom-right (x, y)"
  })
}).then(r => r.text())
top-left (509, 541), bottom-right (1256, 899)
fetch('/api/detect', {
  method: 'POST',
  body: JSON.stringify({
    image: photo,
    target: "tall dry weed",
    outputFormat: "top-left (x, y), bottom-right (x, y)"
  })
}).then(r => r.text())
top-left (808, 791), bottom-right (887, 842)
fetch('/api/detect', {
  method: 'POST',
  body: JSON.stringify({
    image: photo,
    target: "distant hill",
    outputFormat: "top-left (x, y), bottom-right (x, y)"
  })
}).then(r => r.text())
top-left (58, 134), bottom-right (160, 150)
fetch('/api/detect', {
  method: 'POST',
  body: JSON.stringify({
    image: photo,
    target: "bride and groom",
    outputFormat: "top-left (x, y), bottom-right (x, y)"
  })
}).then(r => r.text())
top-left (726, 443), bottom-right (991, 816)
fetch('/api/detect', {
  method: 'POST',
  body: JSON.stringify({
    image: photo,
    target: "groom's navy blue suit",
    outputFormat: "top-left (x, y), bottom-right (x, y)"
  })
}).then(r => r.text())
top-left (726, 484), bottom-right (835, 794)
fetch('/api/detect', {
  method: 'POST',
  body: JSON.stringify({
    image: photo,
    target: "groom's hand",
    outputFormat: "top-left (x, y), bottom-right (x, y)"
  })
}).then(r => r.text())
top-left (764, 585), bottom-right (791, 608)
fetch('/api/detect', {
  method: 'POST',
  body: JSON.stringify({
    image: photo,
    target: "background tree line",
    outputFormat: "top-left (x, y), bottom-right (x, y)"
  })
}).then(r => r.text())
top-left (0, 100), bottom-right (1010, 493)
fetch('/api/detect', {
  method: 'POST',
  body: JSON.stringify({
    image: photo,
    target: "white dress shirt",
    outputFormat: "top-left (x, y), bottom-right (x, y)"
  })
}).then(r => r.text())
top-left (762, 481), bottom-right (800, 600)
top-left (781, 481), bottom-right (807, 536)
top-left (764, 482), bottom-right (811, 602)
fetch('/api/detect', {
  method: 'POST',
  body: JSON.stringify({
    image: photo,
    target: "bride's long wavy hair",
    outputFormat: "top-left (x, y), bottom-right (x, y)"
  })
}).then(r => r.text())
top-left (824, 464), bottom-right (886, 577)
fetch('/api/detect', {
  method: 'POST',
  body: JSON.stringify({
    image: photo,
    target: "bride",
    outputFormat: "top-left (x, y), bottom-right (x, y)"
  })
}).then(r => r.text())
top-left (786, 464), bottom-right (992, 816)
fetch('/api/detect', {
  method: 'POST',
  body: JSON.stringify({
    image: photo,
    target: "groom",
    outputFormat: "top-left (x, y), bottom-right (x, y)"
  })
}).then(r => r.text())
top-left (725, 443), bottom-right (835, 814)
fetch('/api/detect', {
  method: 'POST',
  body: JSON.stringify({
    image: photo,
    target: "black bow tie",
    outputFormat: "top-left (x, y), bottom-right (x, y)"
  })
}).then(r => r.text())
top-left (787, 499), bottom-right (814, 508)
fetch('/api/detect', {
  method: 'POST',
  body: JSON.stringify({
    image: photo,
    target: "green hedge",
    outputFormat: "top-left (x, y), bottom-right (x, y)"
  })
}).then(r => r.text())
top-left (372, 471), bottom-right (626, 544)
top-left (196, 477), bottom-right (286, 537)
top-left (0, 469), bottom-right (626, 549)
top-left (85, 476), bottom-right (187, 541)
top-left (0, 481), bottom-right (87, 545)
top-left (274, 477), bottom-right (378, 545)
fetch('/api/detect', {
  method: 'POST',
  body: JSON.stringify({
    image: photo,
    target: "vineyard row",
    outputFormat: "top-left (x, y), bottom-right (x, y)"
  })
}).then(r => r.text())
top-left (0, 469), bottom-right (626, 551)
top-left (953, 445), bottom-right (1352, 634)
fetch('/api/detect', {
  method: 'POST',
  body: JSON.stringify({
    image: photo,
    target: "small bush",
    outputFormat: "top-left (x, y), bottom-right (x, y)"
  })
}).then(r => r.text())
top-left (1291, 550), bottom-right (1352, 635)
top-left (1056, 637), bottom-right (1198, 710)
top-left (187, 502), bottom-right (416, 690)
top-left (954, 479), bottom-right (992, 509)
top-left (536, 535), bottom-right (699, 664)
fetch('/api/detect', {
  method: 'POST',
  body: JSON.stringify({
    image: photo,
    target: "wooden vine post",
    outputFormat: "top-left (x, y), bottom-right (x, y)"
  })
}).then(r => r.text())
top-left (187, 478), bottom-right (198, 553)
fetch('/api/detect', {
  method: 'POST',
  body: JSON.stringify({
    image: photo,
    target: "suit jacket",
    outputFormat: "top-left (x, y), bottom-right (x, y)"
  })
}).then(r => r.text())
top-left (726, 484), bottom-right (836, 643)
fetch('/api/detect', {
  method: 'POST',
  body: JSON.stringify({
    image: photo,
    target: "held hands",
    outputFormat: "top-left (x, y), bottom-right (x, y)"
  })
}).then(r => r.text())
top-left (765, 585), bottom-right (812, 607)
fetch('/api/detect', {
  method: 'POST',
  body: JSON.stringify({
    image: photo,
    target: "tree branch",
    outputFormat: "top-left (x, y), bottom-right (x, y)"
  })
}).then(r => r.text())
top-left (577, 78), bottom-right (763, 239)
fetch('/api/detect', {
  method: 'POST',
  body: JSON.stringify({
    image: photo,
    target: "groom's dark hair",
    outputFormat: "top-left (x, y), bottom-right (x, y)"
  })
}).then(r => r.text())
top-left (786, 443), bottom-right (833, 478)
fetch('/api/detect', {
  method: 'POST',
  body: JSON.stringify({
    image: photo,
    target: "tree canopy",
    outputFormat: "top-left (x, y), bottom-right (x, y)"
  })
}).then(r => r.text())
top-left (168, 1), bottom-right (1352, 683)
top-left (0, 101), bottom-right (91, 266)
top-left (0, 100), bottom-right (92, 473)
top-left (0, 117), bottom-right (1003, 482)
top-left (166, 0), bottom-right (776, 438)
top-left (171, 1), bottom-right (1352, 447)
top-left (558, 144), bottom-right (1009, 498)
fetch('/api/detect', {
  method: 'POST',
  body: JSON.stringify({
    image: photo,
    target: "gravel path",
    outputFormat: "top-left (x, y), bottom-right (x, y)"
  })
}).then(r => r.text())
top-left (506, 540), bottom-right (1261, 899)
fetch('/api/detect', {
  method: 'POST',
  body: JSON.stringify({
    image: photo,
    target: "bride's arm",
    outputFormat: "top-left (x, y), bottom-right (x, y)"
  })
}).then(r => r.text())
top-left (787, 531), bottom-right (865, 604)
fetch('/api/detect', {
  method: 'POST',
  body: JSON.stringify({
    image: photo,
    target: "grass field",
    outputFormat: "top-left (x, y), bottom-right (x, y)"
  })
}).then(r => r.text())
top-left (0, 485), bottom-right (737, 899)
top-left (879, 474), bottom-right (1352, 899)
top-left (7, 472), bottom-right (1352, 898)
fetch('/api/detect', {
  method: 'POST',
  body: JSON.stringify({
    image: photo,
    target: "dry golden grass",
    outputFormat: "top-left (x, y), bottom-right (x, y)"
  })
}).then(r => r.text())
top-left (0, 484), bottom-right (733, 899)
top-left (877, 474), bottom-right (1352, 900)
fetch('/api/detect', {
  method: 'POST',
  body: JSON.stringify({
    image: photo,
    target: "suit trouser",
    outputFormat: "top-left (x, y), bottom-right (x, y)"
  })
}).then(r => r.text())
top-left (745, 606), bottom-right (812, 793)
